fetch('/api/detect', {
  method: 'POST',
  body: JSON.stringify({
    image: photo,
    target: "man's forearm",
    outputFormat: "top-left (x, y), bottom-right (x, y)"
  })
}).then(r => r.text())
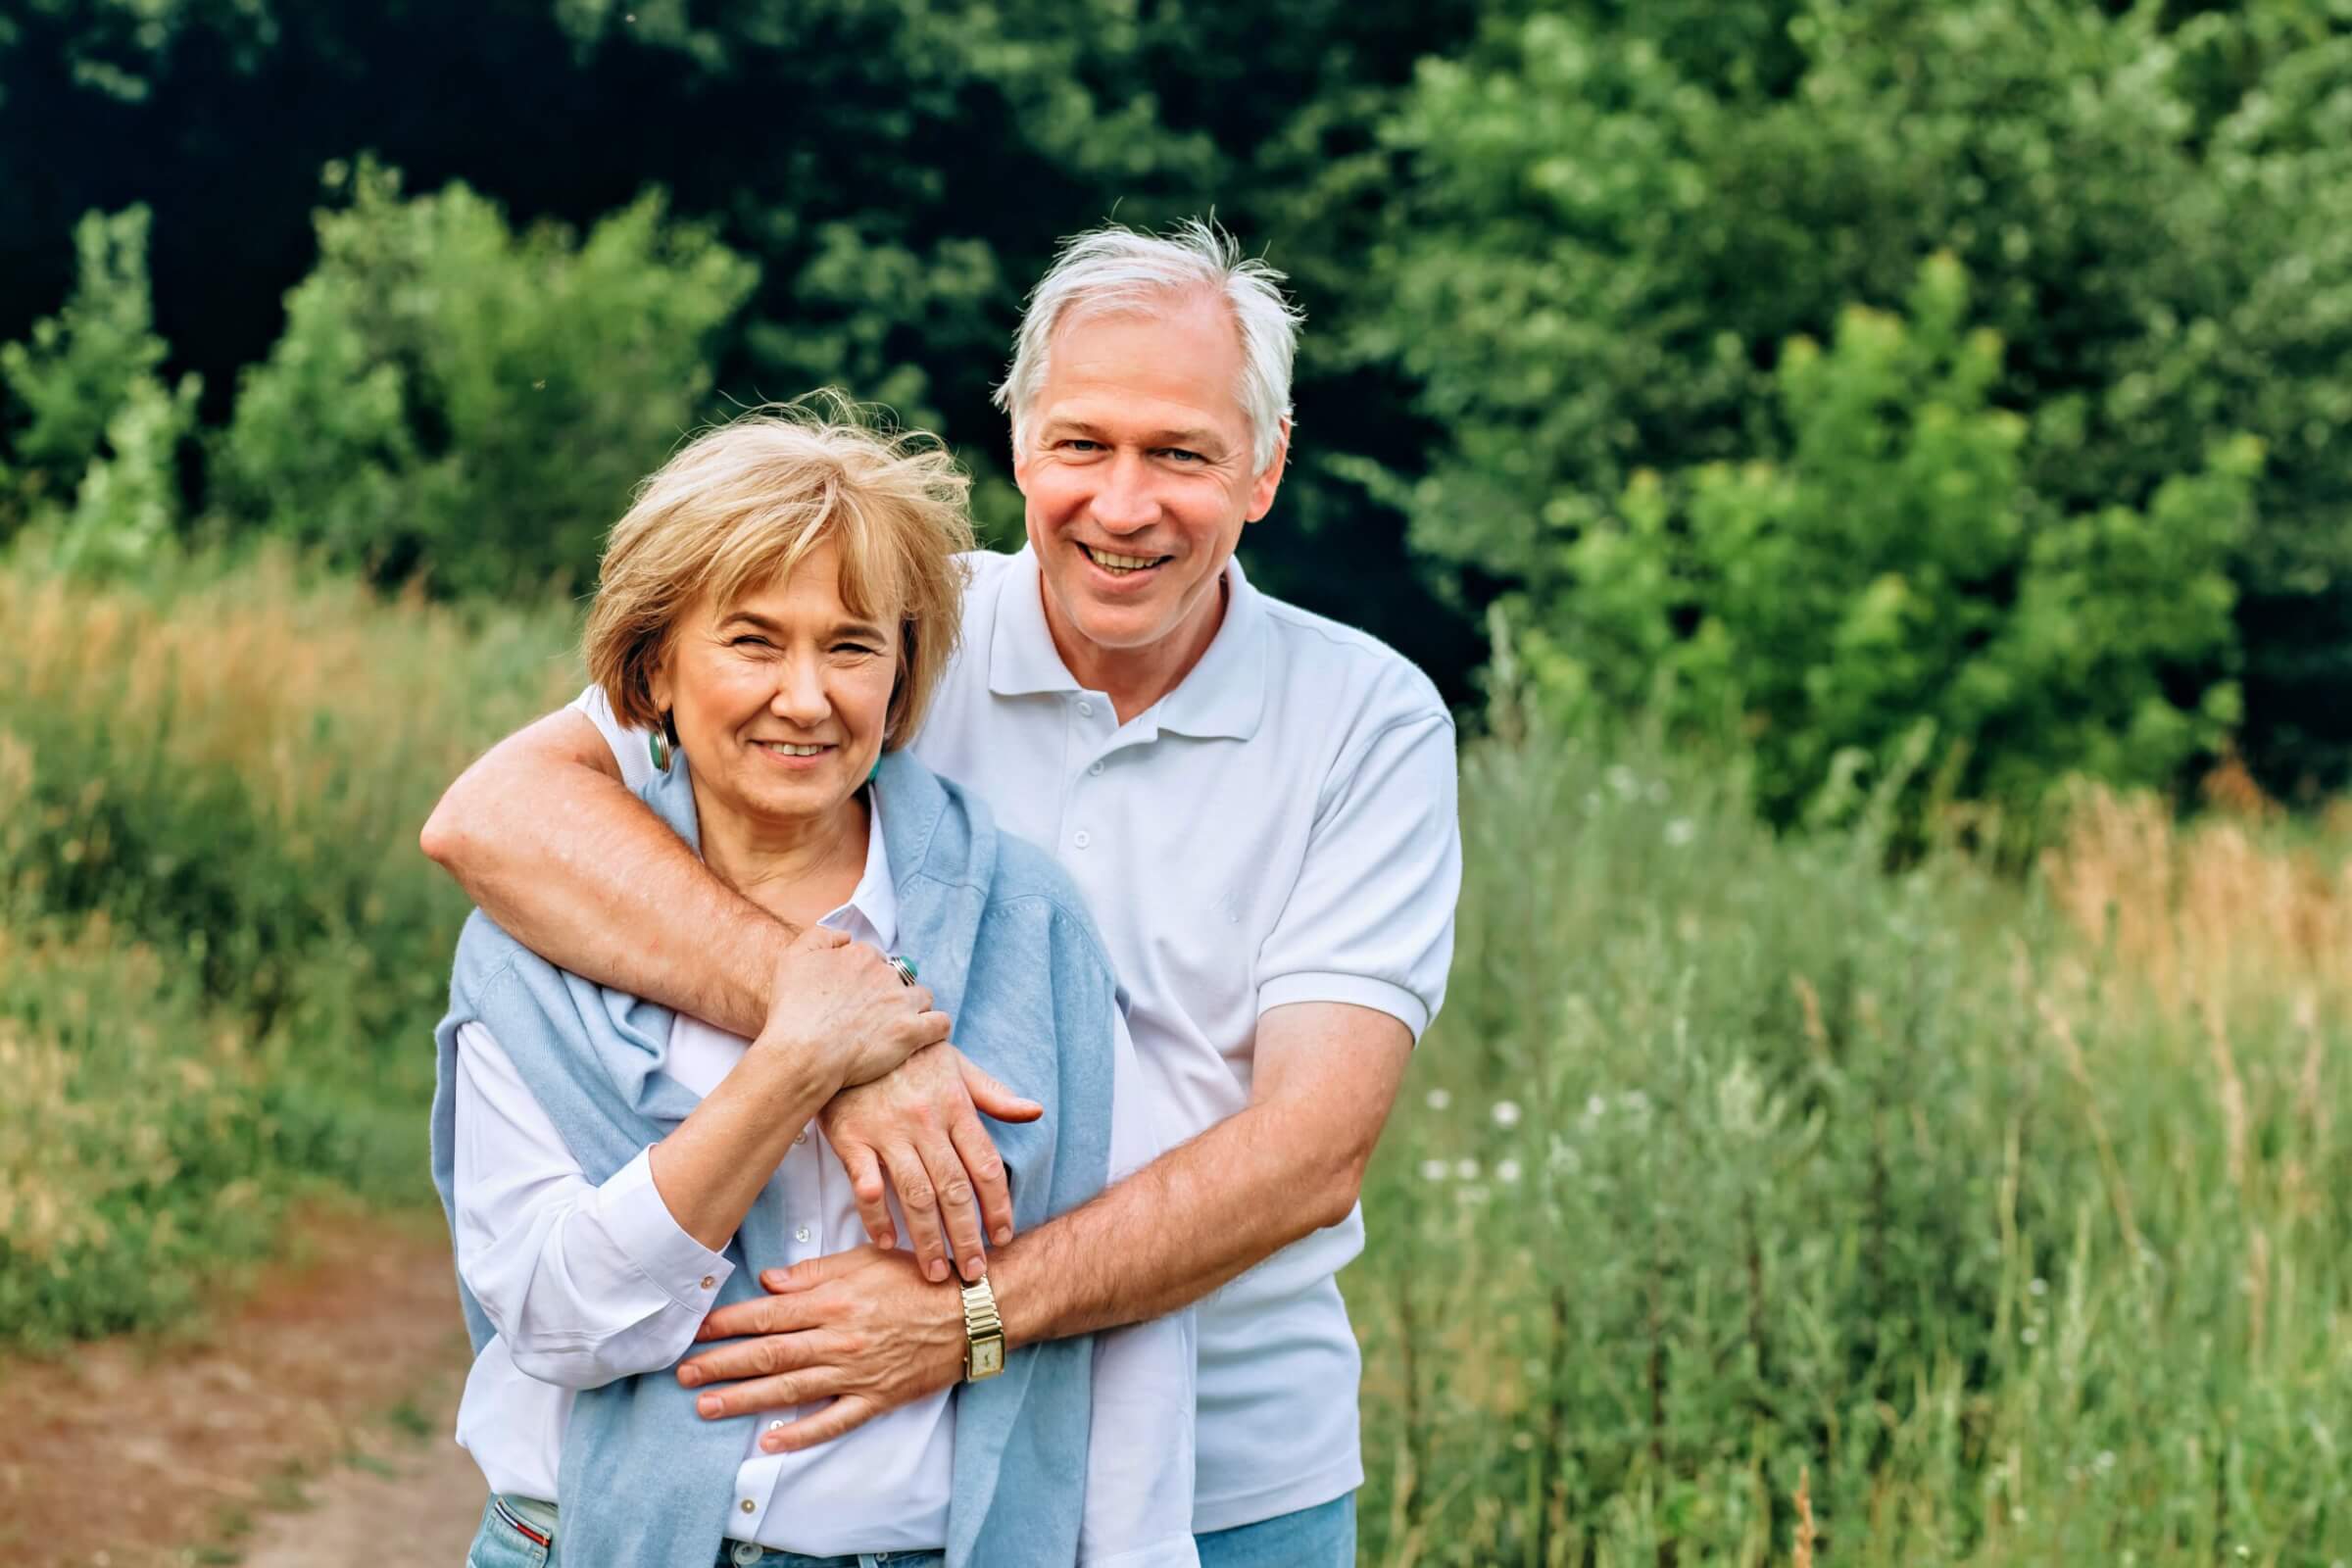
top-left (989, 1098), bottom-right (1361, 1348)
top-left (419, 710), bottom-right (781, 1035)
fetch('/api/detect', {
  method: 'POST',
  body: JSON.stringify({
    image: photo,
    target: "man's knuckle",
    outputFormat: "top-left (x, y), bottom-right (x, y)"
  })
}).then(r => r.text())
top-left (940, 1178), bottom-right (975, 1207)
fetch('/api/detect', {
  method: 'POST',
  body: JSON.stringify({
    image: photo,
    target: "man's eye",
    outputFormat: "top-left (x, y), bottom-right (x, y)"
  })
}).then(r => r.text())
top-left (1063, 439), bottom-right (1102, 453)
top-left (1160, 448), bottom-right (1206, 464)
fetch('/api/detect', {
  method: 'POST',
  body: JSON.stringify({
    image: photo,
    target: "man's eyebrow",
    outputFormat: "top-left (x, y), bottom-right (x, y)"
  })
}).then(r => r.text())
top-left (1037, 416), bottom-right (1226, 450)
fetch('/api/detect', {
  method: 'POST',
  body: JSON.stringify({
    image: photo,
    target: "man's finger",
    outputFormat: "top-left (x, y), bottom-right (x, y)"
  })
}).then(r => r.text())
top-left (796, 924), bottom-right (853, 950)
top-left (694, 1291), bottom-right (829, 1343)
top-left (913, 1009), bottom-right (956, 1050)
top-left (678, 1328), bottom-right (847, 1390)
top-left (956, 1053), bottom-right (1043, 1124)
top-left (763, 1395), bottom-right (882, 1454)
top-left (882, 1142), bottom-right (951, 1284)
top-left (690, 1366), bottom-right (853, 1422)
top-left (917, 1128), bottom-right (988, 1284)
top-left (759, 1248), bottom-right (873, 1296)
top-left (835, 1141), bottom-right (897, 1250)
top-left (948, 1106), bottom-right (1015, 1249)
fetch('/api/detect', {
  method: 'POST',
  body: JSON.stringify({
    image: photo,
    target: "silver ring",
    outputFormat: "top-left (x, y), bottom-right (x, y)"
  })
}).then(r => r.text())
top-left (887, 954), bottom-right (918, 987)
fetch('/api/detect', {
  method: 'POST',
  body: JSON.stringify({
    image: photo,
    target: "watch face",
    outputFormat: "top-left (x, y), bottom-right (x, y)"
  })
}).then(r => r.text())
top-left (972, 1340), bottom-right (1004, 1378)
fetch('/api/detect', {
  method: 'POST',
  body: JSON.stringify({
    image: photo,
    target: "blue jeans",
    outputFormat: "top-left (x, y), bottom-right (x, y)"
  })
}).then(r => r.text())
top-left (1195, 1494), bottom-right (1356, 1568)
top-left (462, 1494), bottom-right (945, 1568)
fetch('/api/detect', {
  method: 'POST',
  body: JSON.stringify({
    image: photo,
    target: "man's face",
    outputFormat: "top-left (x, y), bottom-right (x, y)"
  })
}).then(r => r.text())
top-left (1011, 295), bottom-right (1286, 665)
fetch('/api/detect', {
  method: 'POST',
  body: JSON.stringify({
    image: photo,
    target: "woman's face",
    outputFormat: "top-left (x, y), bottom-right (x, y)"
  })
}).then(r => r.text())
top-left (650, 537), bottom-right (901, 829)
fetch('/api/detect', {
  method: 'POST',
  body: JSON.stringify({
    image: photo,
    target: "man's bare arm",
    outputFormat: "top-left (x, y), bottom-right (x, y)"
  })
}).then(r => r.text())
top-left (419, 708), bottom-right (781, 1036)
top-left (679, 1000), bottom-right (1416, 1445)
top-left (993, 999), bottom-right (1411, 1343)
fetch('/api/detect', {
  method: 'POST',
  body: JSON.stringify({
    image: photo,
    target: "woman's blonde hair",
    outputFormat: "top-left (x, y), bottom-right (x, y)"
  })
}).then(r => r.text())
top-left (583, 395), bottom-right (976, 750)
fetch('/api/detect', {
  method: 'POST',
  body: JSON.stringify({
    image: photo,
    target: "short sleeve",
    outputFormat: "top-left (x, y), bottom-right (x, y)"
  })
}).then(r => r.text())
top-left (1254, 711), bottom-right (1461, 1041)
top-left (571, 683), bottom-right (660, 793)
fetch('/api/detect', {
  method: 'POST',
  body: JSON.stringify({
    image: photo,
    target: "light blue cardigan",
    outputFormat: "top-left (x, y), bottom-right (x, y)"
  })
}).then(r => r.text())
top-left (428, 749), bottom-right (1118, 1567)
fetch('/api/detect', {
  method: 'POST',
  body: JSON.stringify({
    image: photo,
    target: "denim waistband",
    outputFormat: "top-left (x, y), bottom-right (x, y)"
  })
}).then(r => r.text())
top-left (493, 1495), bottom-right (944, 1568)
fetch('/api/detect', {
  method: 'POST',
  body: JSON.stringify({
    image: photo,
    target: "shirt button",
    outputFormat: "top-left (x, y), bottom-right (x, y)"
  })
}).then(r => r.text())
top-left (794, 1226), bottom-right (811, 1244)
top-left (793, 1129), bottom-right (808, 1147)
top-left (1089, 760), bottom-right (1103, 775)
top-left (1077, 701), bottom-right (1094, 717)
top-left (700, 1275), bottom-right (715, 1291)
top-left (740, 1498), bottom-right (757, 1515)
top-left (1073, 830), bottom-right (1092, 849)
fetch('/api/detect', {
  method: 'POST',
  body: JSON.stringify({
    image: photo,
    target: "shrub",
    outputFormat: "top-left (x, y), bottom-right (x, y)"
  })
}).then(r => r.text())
top-left (0, 205), bottom-right (200, 571)
top-left (214, 160), bottom-right (758, 597)
top-left (1519, 256), bottom-right (2257, 820)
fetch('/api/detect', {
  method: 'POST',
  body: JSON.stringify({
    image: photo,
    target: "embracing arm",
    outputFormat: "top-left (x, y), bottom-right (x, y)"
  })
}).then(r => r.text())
top-left (996, 999), bottom-right (1411, 1345)
top-left (681, 1000), bottom-right (1413, 1444)
top-left (420, 708), bottom-right (782, 1037)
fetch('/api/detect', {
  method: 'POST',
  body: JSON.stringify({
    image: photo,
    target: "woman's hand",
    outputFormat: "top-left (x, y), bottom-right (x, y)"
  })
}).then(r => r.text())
top-left (820, 1046), bottom-right (1042, 1284)
top-left (757, 926), bottom-right (952, 1093)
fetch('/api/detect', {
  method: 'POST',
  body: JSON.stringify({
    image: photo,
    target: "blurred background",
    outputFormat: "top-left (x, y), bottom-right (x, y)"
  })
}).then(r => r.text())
top-left (4, 2), bottom-right (2351, 1564)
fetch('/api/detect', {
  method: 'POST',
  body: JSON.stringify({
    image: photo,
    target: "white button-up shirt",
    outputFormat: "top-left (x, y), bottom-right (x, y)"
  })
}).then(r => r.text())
top-left (580, 545), bottom-right (1461, 1533)
top-left (450, 795), bottom-right (1198, 1564)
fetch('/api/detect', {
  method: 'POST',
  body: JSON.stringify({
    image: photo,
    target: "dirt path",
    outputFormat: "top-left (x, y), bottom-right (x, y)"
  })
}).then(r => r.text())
top-left (0, 1204), bottom-right (485, 1568)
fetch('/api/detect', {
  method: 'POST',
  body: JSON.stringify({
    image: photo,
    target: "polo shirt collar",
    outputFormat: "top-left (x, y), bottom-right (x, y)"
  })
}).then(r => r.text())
top-left (987, 544), bottom-right (1267, 741)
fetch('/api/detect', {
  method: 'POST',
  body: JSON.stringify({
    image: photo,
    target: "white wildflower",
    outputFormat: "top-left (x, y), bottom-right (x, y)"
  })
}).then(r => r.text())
top-left (1664, 817), bottom-right (1696, 847)
top-left (1425, 1088), bottom-right (1451, 1111)
top-left (1418, 1158), bottom-right (1448, 1183)
top-left (1495, 1157), bottom-right (1523, 1185)
top-left (1454, 1158), bottom-right (1482, 1182)
top-left (1492, 1100), bottom-right (1522, 1128)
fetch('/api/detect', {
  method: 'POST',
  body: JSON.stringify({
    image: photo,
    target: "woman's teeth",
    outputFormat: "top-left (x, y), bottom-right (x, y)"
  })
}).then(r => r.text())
top-left (758, 742), bottom-right (827, 757)
top-left (1085, 545), bottom-right (1164, 573)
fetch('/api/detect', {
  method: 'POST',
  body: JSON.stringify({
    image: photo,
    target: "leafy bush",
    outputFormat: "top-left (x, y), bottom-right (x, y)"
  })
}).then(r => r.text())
top-left (214, 161), bottom-right (759, 596)
top-left (1516, 255), bottom-right (2257, 819)
top-left (1364, 1), bottom-right (2352, 798)
top-left (0, 205), bottom-right (199, 571)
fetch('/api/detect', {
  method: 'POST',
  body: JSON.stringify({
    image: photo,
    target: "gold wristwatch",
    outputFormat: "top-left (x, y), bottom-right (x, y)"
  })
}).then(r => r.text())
top-left (959, 1277), bottom-right (1005, 1381)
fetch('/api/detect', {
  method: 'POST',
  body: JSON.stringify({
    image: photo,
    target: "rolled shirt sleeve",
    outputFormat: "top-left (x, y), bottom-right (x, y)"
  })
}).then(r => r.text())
top-left (452, 1019), bottom-right (731, 1389)
top-left (1254, 710), bottom-right (1461, 1042)
top-left (1078, 1007), bottom-right (1200, 1567)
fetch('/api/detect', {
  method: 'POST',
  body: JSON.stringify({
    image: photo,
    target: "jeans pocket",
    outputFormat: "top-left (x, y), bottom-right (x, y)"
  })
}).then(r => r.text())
top-left (465, 1495), bottom-right (554, 1568)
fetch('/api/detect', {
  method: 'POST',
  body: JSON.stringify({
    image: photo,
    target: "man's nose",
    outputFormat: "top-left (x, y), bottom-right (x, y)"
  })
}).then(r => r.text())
top-left (1089, 453), bottom-right (1158, 532)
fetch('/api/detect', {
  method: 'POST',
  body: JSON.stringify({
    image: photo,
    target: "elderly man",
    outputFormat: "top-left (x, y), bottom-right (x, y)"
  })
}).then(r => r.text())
top-left (420, 220), bottom-right (1460, 1563)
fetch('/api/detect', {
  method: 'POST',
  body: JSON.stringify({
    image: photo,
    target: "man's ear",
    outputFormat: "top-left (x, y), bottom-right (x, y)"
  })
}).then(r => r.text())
top-left (1245, 417), bottom-right (1292, 522)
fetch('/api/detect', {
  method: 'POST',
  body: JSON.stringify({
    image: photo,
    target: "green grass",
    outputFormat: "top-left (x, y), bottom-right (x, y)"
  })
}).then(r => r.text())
top-left (3, 553), bottom-right (2348, 1562)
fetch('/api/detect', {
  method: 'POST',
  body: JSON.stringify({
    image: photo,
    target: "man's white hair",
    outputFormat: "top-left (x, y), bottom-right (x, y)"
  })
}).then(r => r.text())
top-left (993, 219), bottom-right (1304, 474)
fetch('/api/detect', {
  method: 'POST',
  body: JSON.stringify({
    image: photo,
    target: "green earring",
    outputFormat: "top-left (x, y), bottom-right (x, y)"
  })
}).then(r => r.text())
top-left (867, 756), bottom-right (882, 784)
top-left (648, 730), bottom-right (669, 771)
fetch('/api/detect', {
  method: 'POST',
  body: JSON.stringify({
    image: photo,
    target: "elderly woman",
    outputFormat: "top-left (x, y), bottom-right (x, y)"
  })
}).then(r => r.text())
top-left (428, 406), bottom-right (1197, 1568)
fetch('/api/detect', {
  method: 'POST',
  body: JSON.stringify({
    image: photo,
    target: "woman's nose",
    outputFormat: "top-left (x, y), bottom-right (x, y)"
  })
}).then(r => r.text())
top-left (768, 656), bottom-right (830, 722)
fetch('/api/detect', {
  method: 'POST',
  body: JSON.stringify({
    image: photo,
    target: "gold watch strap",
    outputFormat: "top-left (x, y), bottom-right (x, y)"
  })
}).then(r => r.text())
top-left (960, 1277), bottom-right (1005, 1381)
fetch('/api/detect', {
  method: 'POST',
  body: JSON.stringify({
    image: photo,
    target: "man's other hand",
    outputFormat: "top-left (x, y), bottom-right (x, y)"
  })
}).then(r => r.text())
top-left (820, 1044), bottom-right (1041, 1284)
top-left (676, 1246), bottom-right (965, 1450)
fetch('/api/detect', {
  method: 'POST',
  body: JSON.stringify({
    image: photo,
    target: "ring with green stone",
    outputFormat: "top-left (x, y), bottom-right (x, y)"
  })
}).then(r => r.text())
top-left (887, 955), bottom-right (918, 987)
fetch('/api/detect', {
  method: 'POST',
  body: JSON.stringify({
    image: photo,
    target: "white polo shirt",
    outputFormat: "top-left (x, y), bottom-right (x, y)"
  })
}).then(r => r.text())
top-left (578, 543), bottom-right (1461, 1532)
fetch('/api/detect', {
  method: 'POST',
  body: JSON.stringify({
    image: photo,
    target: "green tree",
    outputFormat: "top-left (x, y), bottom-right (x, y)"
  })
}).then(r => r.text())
top-left (0, 205), bottom-right (200, 571)
top-left (215, 161), bottom-right (758, 595)
top-left (1519, 255), bottom-right (2256, 818)
top-left (1367, 0), bottom-right (2352, 796)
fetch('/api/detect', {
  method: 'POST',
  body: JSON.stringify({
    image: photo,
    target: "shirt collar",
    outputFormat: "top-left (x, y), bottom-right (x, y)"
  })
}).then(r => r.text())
top-left (986, 543), bottom-right (1266, 741)
top-left (822, 790), bottom-right (899, 948)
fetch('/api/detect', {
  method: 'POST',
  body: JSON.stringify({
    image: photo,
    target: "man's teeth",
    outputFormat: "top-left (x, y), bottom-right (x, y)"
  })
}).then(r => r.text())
top-left (1085, 546), bottom-right (1163, 572)
top-left (759, 742), bottom-right (827, 757)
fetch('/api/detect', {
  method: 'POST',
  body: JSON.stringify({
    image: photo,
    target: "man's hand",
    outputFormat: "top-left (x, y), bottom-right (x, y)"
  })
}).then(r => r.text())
top-left (820, 1045), bottom-right (1042, 1284)
top-left (675, 1247), bottom-right (965, 1451)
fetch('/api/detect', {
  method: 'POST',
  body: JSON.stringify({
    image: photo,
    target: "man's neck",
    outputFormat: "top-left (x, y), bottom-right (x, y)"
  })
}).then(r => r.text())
top-left (1046, 570), bottom-right (1230, 725)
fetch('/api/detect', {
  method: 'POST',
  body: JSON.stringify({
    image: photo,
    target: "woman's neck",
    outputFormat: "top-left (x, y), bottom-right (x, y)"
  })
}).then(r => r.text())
top-left (694, 787), bottom-right (870, 929)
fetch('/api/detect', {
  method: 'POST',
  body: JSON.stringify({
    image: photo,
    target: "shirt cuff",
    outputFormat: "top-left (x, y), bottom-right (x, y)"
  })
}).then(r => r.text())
top-left (1081, 1538), bottom-right (1201, 1568)
top-left (1258, 971), bottom-right (1431, 1041)
top-left (592, 1147), bottom-right (734, 1309)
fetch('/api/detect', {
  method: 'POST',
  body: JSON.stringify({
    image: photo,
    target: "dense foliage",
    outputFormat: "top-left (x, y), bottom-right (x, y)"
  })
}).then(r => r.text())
top-left (6, 0), bottom-right (2343, 805)
top-left (5, 556), bottom-right (2348, 1565)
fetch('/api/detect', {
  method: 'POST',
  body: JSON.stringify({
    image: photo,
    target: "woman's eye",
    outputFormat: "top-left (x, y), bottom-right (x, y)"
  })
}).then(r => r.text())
top-left (834, 643), bottom-right (879, 657)
top-left (728, 635), bottom-right (773, 649)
